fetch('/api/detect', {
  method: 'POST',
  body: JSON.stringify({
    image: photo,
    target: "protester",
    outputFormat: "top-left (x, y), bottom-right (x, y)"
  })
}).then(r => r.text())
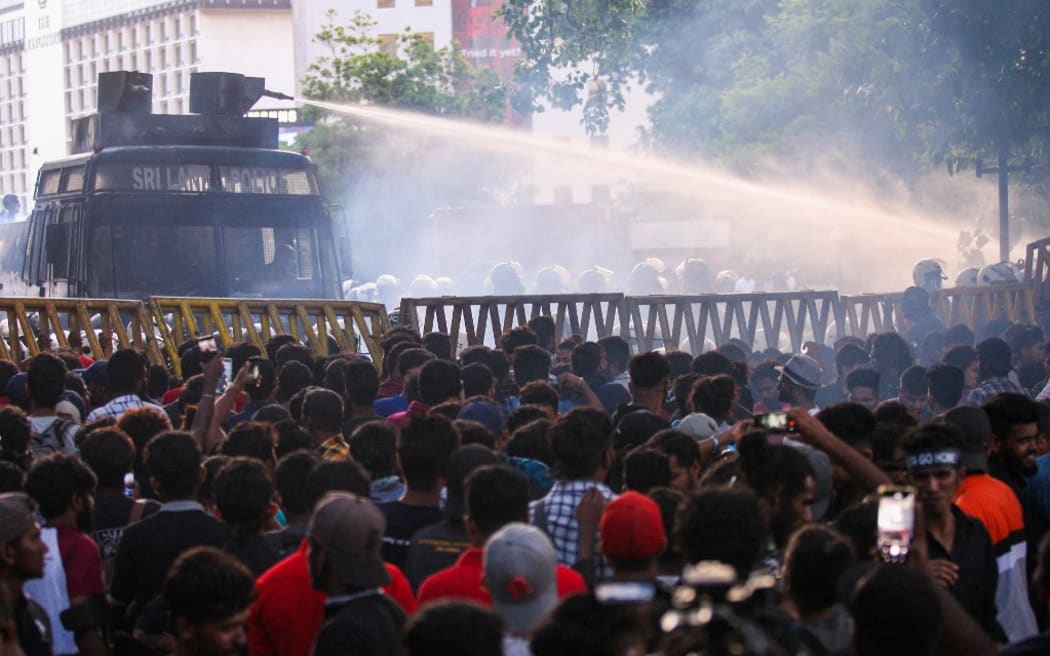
top-left (0, 493), bottom-right (50, 656)
top-left (903, 423), bottom-right (1004, 640)
top-left (163, 547), bottom-right (255, 656)
top-left (23, 454), bottom-right (106, 656)
top-left (417, 464), bottom-right (585, 606)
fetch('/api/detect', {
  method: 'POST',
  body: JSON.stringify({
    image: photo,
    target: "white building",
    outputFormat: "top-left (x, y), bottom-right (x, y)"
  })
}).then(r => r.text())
top-left (292, 0), bottom-right (452, 98)
top-left (291, 0), bottom-right (651, 207)
top-left (0, 0), bottom-right (297, 214)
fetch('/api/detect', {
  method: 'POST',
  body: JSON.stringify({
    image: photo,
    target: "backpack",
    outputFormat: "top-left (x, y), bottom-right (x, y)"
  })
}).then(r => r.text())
top-left (29, 417), bottom-right (77, 457)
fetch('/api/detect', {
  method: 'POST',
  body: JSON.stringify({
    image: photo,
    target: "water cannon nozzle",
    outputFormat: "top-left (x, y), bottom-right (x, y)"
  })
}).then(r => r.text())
top-left (261, 89), bottom-right (294, 102)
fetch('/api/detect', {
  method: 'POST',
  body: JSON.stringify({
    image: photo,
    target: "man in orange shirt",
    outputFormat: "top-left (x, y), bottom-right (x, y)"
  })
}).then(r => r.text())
top-left (948, 406), bottom-right (1038, 642)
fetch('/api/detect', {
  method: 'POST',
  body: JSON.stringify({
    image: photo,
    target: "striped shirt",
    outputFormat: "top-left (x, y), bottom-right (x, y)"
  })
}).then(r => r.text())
top-left (86, 395), bottom-right (165, 423)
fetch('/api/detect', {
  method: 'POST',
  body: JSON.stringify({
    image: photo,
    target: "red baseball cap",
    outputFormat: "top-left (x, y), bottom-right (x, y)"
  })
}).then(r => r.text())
top-left (600, 491), bottom-right (666, 561)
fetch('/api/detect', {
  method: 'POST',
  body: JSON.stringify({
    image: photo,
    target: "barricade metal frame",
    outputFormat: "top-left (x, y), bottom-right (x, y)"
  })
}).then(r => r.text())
top-left (0, 298), bottom-right (161, 364)
top-left (625, 291), bottom-right (845, 353)
top-left (147, 297), bottom-right (389, 376)
top-left (1025, 236), bottom-right (1050, 307)
top-left (399, 294), bottom-right (628, 356)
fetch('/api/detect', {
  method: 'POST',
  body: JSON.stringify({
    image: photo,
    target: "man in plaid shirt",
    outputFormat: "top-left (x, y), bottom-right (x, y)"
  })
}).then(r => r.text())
top-left (966, 338), bottom-right (1027, 407)
top-left (531, 407), bottom-right (617, 578)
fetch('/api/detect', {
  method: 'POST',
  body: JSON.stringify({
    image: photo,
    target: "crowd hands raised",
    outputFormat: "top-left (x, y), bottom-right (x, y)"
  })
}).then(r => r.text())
top-left (5, 310), bottom-right (1050, 656)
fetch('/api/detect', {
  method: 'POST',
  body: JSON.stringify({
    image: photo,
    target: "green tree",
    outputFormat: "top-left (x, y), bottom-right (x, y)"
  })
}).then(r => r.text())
top-left (502, 0), bottom-right (1050, 175)
top-left (296, 11), bottom-right (518, 281)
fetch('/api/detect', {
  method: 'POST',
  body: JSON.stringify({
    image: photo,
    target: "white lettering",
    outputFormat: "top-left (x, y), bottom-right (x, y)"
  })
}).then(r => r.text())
top-left (129, 166), bottom-right (209, 191)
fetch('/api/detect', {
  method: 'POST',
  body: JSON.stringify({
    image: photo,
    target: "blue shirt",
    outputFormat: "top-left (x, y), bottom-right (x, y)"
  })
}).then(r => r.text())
top-left (374, 395), bottom-right (409, 418)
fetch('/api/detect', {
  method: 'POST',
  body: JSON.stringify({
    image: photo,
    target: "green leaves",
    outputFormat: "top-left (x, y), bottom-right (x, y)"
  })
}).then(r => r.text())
top-left (302, 9), bottom-right (507, 121)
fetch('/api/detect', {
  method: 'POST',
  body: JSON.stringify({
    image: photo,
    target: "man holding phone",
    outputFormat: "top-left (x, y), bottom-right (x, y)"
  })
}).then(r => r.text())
top-left (903, 424), bottom-right (1005, 642)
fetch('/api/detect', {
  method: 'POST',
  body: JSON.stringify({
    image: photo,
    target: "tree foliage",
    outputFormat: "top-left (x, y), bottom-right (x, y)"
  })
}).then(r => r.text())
top-left (302, 11), bottom-right (507, 123)
top-left (501, 0), bottom-right (1050, 175)
top-left (295, 11), bottom-right (519, 280)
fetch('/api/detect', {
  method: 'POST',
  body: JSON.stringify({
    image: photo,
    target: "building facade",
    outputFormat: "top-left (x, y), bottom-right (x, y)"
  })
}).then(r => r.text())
top-left (0, 0), bottom-right (296, 215)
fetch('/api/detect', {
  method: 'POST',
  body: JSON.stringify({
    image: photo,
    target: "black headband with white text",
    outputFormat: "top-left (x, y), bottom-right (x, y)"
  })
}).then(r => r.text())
top-left (905, 449), bottom-right (961, 471)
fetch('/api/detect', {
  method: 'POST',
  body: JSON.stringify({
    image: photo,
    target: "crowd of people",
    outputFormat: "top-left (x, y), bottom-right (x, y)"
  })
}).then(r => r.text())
top-left (2, 285), bottom-right (1050, 656)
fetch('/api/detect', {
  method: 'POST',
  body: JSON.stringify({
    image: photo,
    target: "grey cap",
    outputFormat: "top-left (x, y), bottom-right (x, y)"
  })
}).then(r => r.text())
top-left (307, 492), bottom-right (390, 589)
top-left (483, 523), bottom-right (559, 633)
top-left (777, 355), bottom-right (822, 390)
top-left (677, 412), bottom-right (720, 440)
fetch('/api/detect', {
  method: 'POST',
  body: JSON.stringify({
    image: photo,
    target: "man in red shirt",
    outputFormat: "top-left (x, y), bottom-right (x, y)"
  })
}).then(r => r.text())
top-left (23, 453), bottom-right (107, 656)
top-left (417, 464), bottom-right (586, 605)
top-left (249, 460), bottom-right (415, 656)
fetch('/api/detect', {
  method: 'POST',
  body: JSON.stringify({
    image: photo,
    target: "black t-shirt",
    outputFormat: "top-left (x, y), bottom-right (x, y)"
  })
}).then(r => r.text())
top-left (313, 593), bottom-right (405, 656)
top-left (341, 415), bottom-right (383, 438)
top-left (404, 519), bottom-right (470, 591)
top-left (1002, 631), bottom-right (1050, 656)
top-left (91, 494), bottom-right (161, 565)
top-left (377, 501), bottom-right (443, 570)
top-left (15, 595), bottom-right (51, 656)
top-left (227, 532), bottom-right (282, 578)
top-left (110, 507), bottom-right (227, 619)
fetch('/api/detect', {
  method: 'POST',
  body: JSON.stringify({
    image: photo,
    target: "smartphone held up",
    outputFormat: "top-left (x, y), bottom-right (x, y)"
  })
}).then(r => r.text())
top-left (877, 485), bottom-right (916, 563)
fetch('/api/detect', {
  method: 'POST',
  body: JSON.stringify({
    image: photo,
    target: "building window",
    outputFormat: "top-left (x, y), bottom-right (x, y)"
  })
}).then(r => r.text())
top-left (379, 34), bottom-right (397, 55)
top-left (377, 0), bottom-right (395, 7)
top-left (416, 0), bottom-right (433, 5)
top-left (553, 186), bottom-right (573, 205)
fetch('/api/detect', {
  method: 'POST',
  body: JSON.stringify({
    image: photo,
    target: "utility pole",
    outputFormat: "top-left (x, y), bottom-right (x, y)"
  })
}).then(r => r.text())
top-left (976, 139), bottom-right (1028, 263)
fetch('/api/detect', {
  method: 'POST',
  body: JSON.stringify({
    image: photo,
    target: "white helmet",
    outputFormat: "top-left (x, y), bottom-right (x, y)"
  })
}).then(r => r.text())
top-left (675, 258), bottom-right (713, 294)
top-left (913, 259), bottom-right (947, 291)
top-left (435, 276), bottom-right (455, 294)
top-left (535, 266), bottom-right (570, 294)
top-left (408, 274), bottom-right (439, 297)
top-left (715, 270), bottom-right (737, 293)
top-left (977, 262), bottom-right (1019, 285)
top-left (955, 267), bottom-right (979, 287)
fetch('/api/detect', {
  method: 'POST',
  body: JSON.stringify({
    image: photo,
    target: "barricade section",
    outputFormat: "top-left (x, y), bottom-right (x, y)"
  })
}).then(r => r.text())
top-left (146, 297), bottom-right (389, 376)
top-left (841, 293), bottom-right (906, 338)
top-left (843, 285), bottom-right (1036, 339)
top-left (399, 294), bottom-right (628, 357)
top-left (624, 292), bottom-right (845, 353)
top-left (937, 284), bottom-right (1035, 329)
top-left (0, 298), bottom-right (161, 365)
top-left (1025, 237), bottom-right (1050, 307)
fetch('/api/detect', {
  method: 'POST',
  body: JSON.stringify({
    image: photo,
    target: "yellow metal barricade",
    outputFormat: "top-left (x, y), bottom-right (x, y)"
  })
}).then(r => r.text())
top-left (147, 297), bottom-right (389, 377)
top-left (0, 298), bottom-right (163, 365)
top-left (625, 291), bottom-right (845, 353)
top-left (399, 294), bottom-right (628, 357)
